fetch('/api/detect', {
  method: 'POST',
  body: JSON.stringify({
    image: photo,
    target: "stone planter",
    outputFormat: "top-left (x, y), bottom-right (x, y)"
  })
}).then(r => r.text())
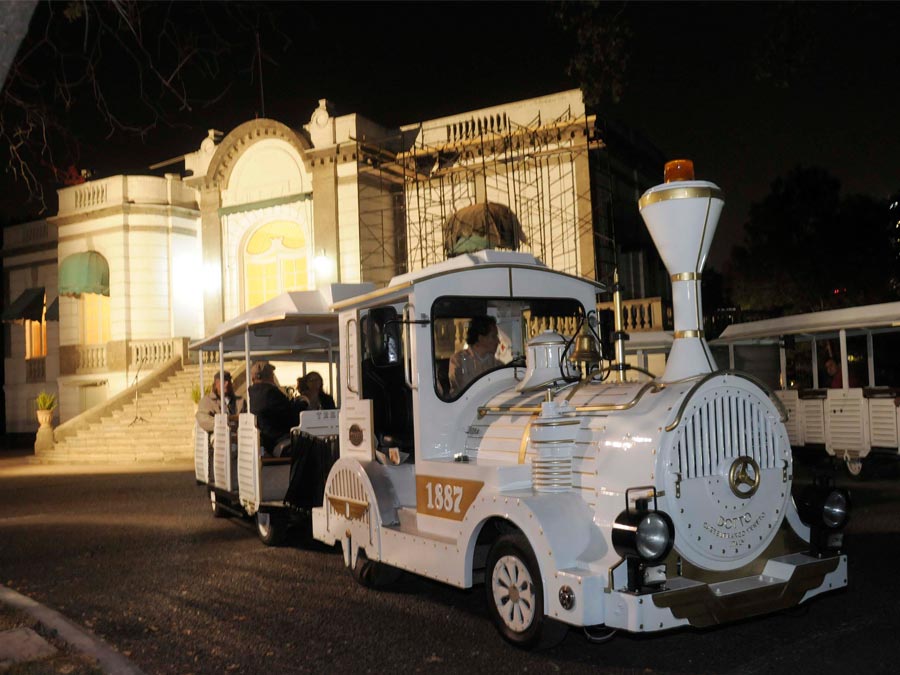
top-left (36, 409), bottom-right (53, 428)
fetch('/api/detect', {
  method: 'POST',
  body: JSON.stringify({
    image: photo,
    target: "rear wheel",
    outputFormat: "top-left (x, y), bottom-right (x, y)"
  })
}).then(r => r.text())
top-left (256, 511), bottom-right (288, 546)
top-left (485, 534), bottom-right (567, 649)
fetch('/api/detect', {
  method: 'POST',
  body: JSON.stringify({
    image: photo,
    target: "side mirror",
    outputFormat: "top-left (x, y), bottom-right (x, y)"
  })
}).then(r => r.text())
top-left (366, 306), bottom-right (401, 367)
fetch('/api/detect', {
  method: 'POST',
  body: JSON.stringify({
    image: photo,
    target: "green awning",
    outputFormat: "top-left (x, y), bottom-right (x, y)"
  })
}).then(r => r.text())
top-left (59, 251), bottom-right (109, 297)
top-left (1, 287), bottom-right (45, 323)
top-left (46, 296), bottom-right (59, 321)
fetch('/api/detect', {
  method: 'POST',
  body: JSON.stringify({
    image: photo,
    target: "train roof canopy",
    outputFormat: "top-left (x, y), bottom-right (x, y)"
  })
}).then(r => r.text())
top-left (713, 301), bottom-right (900, 345)
top-left (191, 283), bottom-right (373, 353)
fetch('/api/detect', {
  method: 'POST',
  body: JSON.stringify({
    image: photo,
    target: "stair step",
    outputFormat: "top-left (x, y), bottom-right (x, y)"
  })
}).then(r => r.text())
top-left (47, 360), bottom-right (235, 464)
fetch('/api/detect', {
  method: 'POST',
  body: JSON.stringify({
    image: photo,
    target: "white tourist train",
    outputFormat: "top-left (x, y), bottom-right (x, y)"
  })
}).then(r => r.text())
top-left (712, 302), bottom-right (900, 477)
top-left (193, 165), bottom-right (850, 647)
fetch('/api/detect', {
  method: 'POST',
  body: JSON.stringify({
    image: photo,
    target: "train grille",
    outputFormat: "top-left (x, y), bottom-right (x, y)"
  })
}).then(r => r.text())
top-left (675, 392), bottom-right (779, 479)
top-left (326, 467), bottom-right (370, 527)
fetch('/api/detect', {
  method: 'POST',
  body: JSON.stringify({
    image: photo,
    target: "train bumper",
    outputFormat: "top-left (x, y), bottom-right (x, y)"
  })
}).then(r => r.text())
top-left (602, 552), bottom-right (847, 632)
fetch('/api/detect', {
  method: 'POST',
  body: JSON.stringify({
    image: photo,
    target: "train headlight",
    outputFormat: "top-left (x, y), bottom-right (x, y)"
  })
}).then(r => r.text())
top-left (797, 477), bottom-right (850, 557)
top-left (611, 487), bottom-right (675, 593)
top-left (822, 490), bottom-right (849, 529)
top-left (613, 509), bottom-right (675, 563)
top-left (799, 483), bottom-right (851, 531)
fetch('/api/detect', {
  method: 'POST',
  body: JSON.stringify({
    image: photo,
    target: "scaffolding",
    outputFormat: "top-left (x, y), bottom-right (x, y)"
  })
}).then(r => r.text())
top-left (355, 106), bottom-right (606, 281)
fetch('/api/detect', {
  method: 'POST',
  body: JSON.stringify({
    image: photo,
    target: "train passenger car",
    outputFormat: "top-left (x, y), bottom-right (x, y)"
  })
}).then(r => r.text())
top-left (713, 303), bottom-right (900, 477)
top-left (191, 284), bottom-right (371, 544)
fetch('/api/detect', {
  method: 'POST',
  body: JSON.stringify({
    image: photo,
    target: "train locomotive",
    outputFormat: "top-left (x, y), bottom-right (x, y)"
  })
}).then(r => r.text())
top-left (306, 163), bottom-right (850, 647)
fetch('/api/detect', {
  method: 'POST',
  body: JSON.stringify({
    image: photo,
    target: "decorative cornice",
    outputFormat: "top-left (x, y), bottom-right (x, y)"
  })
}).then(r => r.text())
top-left (204, 119), bottom-right (313, 191)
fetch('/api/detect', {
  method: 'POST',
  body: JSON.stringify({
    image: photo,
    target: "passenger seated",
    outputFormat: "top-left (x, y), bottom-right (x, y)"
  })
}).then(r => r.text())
top-left (244, 360), bottom-right (307, 456)
top-left (195, 371), bottom-right (241, 445)
top-left (824, 356), bottom-right (860, 389)
top-left (448, 315), bottom-right (501, 397)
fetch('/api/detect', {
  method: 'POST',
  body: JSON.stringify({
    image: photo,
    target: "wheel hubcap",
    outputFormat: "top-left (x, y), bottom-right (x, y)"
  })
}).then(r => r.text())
top-left (492, 554), bottom-right (535, 632)
top-left (258, 513), bottom-right (270, 536)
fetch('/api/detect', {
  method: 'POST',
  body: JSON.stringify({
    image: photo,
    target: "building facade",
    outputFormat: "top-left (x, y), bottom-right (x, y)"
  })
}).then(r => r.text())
top-left (2, 89), bottom-right (668, 433)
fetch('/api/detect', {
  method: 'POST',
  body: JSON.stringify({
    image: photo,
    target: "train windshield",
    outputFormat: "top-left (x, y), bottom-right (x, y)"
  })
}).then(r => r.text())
top-left (432, 296), bottom-right (583, 401)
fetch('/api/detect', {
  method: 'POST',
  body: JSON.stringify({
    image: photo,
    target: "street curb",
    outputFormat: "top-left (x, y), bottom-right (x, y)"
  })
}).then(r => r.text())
top-left (0, 585), bottom-right (145, 675)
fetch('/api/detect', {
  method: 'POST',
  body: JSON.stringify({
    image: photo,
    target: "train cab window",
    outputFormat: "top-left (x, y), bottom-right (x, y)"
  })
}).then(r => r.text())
top-left (432, 297), bottom-right (583, 401)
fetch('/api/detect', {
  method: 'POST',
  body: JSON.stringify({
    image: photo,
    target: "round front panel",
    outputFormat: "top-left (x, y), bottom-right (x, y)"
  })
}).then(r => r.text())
top-left (662, 379), bottom-right (792, 571)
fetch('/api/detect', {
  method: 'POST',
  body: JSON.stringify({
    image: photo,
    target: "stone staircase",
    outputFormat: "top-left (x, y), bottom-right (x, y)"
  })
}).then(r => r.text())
top-left (35, 361), bottom-right (244, 464)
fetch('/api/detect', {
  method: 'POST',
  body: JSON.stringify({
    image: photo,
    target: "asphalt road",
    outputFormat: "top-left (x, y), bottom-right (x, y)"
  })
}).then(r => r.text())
top-left (1, 456), bottom-right (898, 675)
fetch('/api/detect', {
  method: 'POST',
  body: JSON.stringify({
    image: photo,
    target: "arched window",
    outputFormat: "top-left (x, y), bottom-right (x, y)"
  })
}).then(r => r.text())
top-left (244, 220), bottom-right (309, 309)
top-left (59, 251), bottom-right (111, 345)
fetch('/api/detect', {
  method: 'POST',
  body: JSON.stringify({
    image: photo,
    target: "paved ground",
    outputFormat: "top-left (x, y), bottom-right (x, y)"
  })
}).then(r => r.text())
top-left (1, 449), bottom-right (899, 674)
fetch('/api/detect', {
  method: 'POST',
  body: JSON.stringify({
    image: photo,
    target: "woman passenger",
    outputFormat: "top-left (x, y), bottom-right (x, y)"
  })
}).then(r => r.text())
top-left (297, 371), bottom-right (336, 410)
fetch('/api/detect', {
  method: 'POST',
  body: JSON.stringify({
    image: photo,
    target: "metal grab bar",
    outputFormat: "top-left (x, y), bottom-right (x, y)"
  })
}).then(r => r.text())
top-left (664, 369), bottom-right (789, 432)
top-left (402, 303), bottom-right (417, 390)
top-left (478, 380), bottom-right (661, 418)
top-left (345, 317), bottom-right (358, 394)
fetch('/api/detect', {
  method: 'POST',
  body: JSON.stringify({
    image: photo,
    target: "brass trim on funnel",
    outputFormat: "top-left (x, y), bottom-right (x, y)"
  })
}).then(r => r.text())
top-left (674, 330), bottom-right (704, 339)
top-left (671, 272), bottom-right (701, 282)
top-left (638, 185), bottom-right (724, 210)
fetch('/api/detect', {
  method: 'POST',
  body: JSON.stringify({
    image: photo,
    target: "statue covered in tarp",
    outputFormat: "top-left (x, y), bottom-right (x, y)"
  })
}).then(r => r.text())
top-left (443, 202), bottom-right (528, 256)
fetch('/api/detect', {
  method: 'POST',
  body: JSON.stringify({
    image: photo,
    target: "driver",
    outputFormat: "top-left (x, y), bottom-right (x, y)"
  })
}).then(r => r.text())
top-left (448, 315), bottom-right (501, 397)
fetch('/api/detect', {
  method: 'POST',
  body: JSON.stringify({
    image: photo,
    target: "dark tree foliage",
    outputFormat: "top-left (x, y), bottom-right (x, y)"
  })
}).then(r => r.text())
top-left (557, 1), bottom-right (631, 107)
top-left (731, 166), bottom-right (897, 314)
top-left (1, 0), bottom-right (292, 214)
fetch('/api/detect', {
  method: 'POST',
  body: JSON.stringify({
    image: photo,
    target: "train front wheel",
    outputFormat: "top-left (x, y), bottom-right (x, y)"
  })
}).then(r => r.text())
top-left (485, 534), bottom-right (567, 649)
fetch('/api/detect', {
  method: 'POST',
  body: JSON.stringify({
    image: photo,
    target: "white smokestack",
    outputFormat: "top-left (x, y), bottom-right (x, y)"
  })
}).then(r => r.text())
top-left (638, 177), bottom-right (725, 381)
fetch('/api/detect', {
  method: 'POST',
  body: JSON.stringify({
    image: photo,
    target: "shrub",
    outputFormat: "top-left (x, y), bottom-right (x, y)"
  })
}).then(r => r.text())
top-left (35, 391), bottom-right (57, 410)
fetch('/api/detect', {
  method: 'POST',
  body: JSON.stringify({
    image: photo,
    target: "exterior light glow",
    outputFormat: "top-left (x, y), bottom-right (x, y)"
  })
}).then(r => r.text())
top-left (313, 250), bottom-right (334, 281)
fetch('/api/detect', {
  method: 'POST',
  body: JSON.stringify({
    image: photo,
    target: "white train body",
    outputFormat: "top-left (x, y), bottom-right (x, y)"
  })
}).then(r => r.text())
top-left (312, 176), bottom-right (848, 644)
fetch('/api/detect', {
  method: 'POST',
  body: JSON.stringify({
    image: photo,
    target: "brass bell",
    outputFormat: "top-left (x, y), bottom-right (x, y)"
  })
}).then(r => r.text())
top-left (569, 323), bottom-right (602, 378)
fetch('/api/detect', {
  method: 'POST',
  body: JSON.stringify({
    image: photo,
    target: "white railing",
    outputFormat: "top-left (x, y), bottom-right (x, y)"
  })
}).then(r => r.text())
top-left (76, 344), bottom-right (107, 371)
top-left (526, 316), bottom-right (579, 339)
top-left (74, 182), bottom-right (109, 210)
top-left (597, 297), bottom-right (669, 333)
top-left (3, 220), bottom-right (56, 248)
top-left (130, 339), bottom-right (177, 367)
top-left (58, 176), bottom-right (198, 216)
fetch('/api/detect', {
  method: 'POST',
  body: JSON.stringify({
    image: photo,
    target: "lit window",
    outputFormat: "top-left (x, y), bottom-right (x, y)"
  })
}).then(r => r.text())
top-left (244, 220), bottom-right (308, 309)
top-left (81, 293), bottom-right (110, 344)
top-left (25, 302), bottom-right (47, 359)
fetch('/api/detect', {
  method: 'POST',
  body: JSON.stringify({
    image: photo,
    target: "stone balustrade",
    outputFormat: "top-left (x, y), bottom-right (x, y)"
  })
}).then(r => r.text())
top-left (596, 297), bottom-right (670, 333)
top-left (26, 357), bottom-right (46, 383)
top-left (60, 337), bottom-right (191, 375)
top-left (70, 344), bottom-right (107, 373)
top-left (57, 175), bottom-right (198, 216)
top-left (2, 220), bottom-right (56, 250)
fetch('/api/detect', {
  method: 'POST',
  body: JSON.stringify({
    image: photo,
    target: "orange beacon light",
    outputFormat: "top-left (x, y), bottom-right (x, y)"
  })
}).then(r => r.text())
top-left (664, 159), bottom-right (694, 182)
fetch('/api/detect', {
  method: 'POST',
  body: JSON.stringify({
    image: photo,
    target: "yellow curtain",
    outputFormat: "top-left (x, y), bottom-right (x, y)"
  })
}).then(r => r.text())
top-left (245, 221), bottom-right (308, 308)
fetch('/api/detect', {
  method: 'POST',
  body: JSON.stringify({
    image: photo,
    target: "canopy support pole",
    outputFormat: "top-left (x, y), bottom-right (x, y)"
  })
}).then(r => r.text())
top-left (866, 331), bottom-right (875, 386)
top-left (839, 329), bottom-right (848, 390)
top-left (219, 339), bottom-right (225, 414)
top-left (812, 338), bottom-right (819, 388)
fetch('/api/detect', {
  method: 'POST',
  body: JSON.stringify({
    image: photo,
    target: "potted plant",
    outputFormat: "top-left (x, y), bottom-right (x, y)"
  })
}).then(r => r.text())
top-left (191, 383), bottom-right (211, 412)
top-left (35, 391), bottom-right (57, 428)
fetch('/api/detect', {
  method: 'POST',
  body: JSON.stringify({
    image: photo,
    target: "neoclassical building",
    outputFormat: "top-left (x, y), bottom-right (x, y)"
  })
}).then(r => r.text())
top-left (2, 89), bottom-right (669, 434)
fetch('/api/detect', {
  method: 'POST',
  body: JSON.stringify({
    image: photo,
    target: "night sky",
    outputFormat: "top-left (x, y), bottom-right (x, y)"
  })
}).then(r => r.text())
top-left (5, 1), bottom-right (899, 270)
